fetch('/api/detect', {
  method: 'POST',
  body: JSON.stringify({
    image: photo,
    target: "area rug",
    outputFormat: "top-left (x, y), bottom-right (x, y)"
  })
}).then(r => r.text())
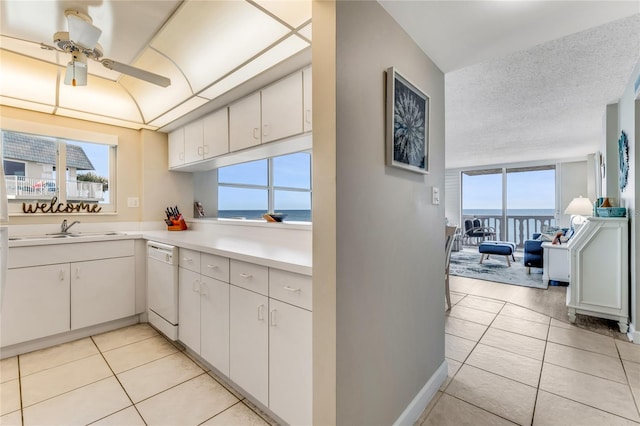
top-left (450, 247), bottom-right (548, 289)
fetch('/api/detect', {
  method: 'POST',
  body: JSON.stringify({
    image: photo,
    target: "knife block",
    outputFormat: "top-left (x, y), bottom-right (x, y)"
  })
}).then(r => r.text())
top-left (167, 215), bottom-right (188, 231)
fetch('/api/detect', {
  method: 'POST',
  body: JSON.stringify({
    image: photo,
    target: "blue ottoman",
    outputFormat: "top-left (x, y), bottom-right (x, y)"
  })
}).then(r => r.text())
top-left (479, 241), bottom-right (517, 267)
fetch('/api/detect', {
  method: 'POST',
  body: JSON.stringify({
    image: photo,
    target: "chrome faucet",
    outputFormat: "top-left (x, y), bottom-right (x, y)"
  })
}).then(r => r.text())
top-left (60, 219), bottom-right (80, 233)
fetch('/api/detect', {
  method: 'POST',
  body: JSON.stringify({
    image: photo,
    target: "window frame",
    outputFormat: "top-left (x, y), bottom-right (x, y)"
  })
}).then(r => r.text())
top-left (1, 122), bottom-right (118, 215)
top-left (217, 151), bottom-right (312, 221)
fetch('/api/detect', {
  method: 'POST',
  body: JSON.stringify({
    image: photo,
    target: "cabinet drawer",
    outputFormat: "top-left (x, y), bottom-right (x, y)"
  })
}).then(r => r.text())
top-left (230, 260), bottom-right (268, 296)
top-left (179, 248), bottom-right (200, 272)
top-left (201, 253), bottom-right (229, 282)
top-left (269, 269), bottom-right (312, 311)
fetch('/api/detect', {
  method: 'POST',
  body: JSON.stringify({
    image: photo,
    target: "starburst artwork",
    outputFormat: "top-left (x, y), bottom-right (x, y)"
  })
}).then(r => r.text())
top-left (386, 67), bottom-right (429, 173)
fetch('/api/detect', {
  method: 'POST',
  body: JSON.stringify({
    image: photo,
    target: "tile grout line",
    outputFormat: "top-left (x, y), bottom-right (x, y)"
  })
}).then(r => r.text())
top-left (17, 354), bottom-right (24, 426)
top-left (529, 315), bottom-right (551, 426)
top-left (617, 344), bottom-right (640, 419)
top-left (89, 335), bottom-right (149, 425)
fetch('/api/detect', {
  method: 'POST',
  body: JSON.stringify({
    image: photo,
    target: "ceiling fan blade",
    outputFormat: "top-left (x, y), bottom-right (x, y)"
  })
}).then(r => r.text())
top-left (101, 59), bottom-right (171, 87)
top-left (66, 12), bottom-right (101, 50)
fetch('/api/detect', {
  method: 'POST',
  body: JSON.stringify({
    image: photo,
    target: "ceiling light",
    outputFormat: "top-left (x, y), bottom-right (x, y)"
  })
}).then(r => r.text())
top-left (64, 52), bottom-right (87, 86)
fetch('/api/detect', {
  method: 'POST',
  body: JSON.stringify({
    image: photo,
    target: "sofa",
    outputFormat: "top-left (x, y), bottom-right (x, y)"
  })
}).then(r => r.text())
top-left (523, 233), bottom-right (544, 273)
top-left (523, 228), bottom-right (573, 273)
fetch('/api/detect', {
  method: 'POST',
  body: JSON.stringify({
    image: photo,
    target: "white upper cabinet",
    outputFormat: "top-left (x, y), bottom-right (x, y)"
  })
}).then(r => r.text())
top-left (303, 67), bottom-right (312, 132)
top-left (261, 72), bottom-right (303, 143)
top-left (183, 108), bottom-right (229, 164)
top-left (229, 92), bottom-right (262, 152)
top-left (168, 128), bottom-right (185, 169)
top-left (203, 108), bottom-right (229, 159)
top-left (184, 119), bottom-right (204, 164)
top-left (170, 67), bottom-right (309, 168)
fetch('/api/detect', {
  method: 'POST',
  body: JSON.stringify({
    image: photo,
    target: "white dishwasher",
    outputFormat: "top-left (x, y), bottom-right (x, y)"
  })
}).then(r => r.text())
top-left (147, 241), bottom-right (179, 340)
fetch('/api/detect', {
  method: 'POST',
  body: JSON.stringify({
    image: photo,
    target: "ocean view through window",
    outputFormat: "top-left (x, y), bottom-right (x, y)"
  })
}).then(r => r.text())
top-left (217, 152), bottom-right (311, 222)
top-left (462, 166), bottom-right (556, 246)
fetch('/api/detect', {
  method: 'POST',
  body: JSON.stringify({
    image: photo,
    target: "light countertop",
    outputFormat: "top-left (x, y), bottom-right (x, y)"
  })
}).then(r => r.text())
top-left (9, 229), bottom-right (311, 276)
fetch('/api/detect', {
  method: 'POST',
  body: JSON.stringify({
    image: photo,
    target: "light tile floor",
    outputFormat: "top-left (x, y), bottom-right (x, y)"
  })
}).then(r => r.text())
top-left (0, 324), bottom-right (274, 426)
top-left (419, 277), bottom-right (640, 426)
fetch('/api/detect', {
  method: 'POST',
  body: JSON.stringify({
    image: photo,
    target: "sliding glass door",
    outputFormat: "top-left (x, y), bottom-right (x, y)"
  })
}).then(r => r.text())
top-left (462, 166), bottom-right (556, 247)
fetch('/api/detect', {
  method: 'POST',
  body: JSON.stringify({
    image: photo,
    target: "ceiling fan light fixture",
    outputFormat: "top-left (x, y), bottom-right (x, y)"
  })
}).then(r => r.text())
top-left (64, 58), bottom-right (88, 86)
top-left (65, 10), bottom-right (102, 50)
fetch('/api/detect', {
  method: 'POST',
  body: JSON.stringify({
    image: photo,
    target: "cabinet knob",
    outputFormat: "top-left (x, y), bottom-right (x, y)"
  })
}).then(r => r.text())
top-left (263, 124), bottom-right (270, 136)
top-left (239, 272), bottom-right (252, 279)
top-left (192, 280), bottom-right (200, 293)
top-left (207, 264), bottom-right (219, 270)
top-left (270, 309), bottom-right (277, 326)
top-left (59, 269), bottom-right (65, 281)
top-left (283, 286), bottom-right (301, 293)
top-left (305, 109), bottom-right (311, 124)
top-left (252, 128), bottom-right (260, 140)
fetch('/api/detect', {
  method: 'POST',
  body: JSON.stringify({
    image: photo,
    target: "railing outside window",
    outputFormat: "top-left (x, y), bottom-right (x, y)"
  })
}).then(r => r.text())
top-left (5, 176), bottom-right (104, 201)
top-left (463, 214), bottom-right (556, 248)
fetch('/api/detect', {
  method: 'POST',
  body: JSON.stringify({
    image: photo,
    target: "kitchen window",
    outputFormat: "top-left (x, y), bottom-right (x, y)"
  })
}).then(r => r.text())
top-left (1, 129), bottom-right (116, 213)
top-left (217, 152), bottom-right (311, 222)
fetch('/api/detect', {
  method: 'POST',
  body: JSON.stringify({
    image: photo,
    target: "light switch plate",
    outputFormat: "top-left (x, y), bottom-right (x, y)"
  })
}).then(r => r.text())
top-left (127, 197), bottom-right (139, 208)
top-left (432, 187), bottom-right (440, 205)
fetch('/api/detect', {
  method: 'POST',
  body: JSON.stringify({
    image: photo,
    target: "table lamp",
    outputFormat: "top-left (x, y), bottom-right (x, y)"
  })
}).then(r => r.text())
top-left (564, 196), bottom-right (592, 229)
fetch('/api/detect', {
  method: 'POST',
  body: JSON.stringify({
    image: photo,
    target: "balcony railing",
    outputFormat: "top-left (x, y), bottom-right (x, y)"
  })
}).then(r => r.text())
top-left (5, 176), bottom-right (104, 201)
top-left (462, 214), bottom-right (556, 249)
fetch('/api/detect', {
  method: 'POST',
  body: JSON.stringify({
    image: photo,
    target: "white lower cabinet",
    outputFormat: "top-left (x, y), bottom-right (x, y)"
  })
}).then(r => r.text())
top-left (269, 299), bottom-right (312, 426)
top-left (71, 257), bottom-right (135, 330)
top-left (178, 254), bottom-right (231, 376)
top-left (179, 267), bottom-right (202, 352)
top-left (2, 264), bottom-right (71, 347)
top-left (177, 252), bottom-right (312, 424)
top-left (200, 276), bottom-right (230, 376)
top-left (229, 285), bottom-right (269, 406)
top-left (3, 240), bottom-right (138, 349)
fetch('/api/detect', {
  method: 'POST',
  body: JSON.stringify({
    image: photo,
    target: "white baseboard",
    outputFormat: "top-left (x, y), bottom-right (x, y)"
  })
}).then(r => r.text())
top-left (628, 322), bottom-right (640, 343)
top-left (393, 360), bottom-right (448, 426)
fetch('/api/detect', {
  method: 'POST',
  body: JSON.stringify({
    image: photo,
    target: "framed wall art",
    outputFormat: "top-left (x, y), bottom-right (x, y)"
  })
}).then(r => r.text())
top-left (618, 130), bottom-right (629, 192)
top-left (386, 67), bottom-right (430, 174)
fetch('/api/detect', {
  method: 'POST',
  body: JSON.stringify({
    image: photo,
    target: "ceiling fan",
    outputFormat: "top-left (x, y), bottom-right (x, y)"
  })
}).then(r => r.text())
top-left (41, 9), bottom-right (171, 88)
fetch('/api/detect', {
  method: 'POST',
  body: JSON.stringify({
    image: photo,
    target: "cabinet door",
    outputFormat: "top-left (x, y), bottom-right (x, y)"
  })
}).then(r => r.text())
top-left (71, 257), bottom-right (135, 330)
top-left (168, 128), bottom-right (185, 168)
top-left (229, 285), bottom-right (268, 406)
top-left (229, 92), bottom-right (261, 152)
top-left (303, 67), bottom-right (312, 132)
top-left (262, 72), bottom-right (303, 143)
top-left (2, 264), bottom-right (71, 347)
top-left (178, 267), bottom-right (201, 353)
top-left (203, 108), bottom-right (229, 159)
top-left (200, 276), bottom-right (230, 376)
top-left (269, 299), bottom-right (312, 426)
top-left (184, 119), bottom-right (204, 164)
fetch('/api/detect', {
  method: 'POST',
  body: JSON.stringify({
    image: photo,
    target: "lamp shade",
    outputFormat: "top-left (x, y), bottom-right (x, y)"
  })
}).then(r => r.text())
top-left (564, 196), bottom-right (593, 216)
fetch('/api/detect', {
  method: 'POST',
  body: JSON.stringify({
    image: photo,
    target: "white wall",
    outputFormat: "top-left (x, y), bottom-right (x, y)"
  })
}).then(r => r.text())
top-left (558, 161), bottom-right (589, 228)
top-left (617, 59), bottom-right (639, 342)
top-left (314, 1), bottom-right (446, 424)
top-left (604, 103), bottom-right (620, 198)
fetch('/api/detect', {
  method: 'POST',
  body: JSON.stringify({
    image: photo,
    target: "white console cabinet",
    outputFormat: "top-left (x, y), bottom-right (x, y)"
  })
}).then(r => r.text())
top-left (567, 217), bottom-right (629, 332)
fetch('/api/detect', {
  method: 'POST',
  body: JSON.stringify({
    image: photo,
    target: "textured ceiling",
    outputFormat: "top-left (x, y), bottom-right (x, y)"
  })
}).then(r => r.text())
top-left (380, 1), bottom-right (640, 169)
top-left (445, 14), bottom-right (640, 169)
